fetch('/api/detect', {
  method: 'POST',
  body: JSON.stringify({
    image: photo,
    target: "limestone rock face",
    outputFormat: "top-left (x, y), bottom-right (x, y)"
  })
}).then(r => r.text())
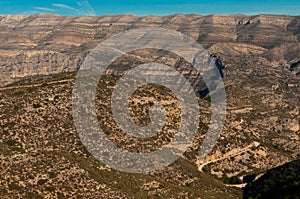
top-left (0, 14), bottom-right (299, 87)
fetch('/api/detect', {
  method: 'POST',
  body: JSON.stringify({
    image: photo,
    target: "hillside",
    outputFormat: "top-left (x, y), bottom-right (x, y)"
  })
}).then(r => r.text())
top-left (243, 158), bottom-right (300, 199)
top-left (0, 14), bottom-right (299, 198)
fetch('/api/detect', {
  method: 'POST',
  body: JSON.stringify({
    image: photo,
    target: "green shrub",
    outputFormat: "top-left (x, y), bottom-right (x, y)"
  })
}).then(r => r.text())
top-left (33, 103), bottom-right (42, 108)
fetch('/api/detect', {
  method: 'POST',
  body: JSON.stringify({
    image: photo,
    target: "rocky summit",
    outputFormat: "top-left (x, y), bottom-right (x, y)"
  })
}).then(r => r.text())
top-left (0, 14), bottom-right (299, 198)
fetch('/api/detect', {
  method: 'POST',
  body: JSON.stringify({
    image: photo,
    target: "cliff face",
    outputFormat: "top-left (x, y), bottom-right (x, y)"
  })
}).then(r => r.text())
top-left (0, 14), bottom-right (299, 86)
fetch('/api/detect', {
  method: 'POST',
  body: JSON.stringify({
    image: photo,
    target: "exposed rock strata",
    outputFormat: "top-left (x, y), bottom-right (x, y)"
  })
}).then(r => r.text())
top-left (0, 14), bottom-right (299, 86)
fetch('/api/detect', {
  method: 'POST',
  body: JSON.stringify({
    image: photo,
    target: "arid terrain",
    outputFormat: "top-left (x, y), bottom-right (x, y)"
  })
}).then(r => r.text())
top-left (0, 14), bottom-right (299, 198)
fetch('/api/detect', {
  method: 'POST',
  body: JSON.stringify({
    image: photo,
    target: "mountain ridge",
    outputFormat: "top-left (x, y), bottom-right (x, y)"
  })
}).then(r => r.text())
top-left (0, 14), bottom-right (299, 87)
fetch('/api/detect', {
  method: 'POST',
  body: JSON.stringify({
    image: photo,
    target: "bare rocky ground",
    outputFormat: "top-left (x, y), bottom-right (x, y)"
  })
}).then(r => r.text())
top-left (0, 14), bottom-right (299, 198)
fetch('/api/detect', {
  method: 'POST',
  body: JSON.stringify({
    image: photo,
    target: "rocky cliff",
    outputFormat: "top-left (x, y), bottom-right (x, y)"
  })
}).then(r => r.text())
top-left (0, 14), bottom-right (299, 86)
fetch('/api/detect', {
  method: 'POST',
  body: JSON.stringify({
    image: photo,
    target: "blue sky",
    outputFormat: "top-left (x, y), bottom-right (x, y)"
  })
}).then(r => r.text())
top-left (0, 0), bottom-right (299, 16)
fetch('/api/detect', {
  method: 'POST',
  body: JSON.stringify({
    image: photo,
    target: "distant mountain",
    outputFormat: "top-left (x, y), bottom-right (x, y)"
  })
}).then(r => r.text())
top-left (0, 14), bottom-right (299, 86)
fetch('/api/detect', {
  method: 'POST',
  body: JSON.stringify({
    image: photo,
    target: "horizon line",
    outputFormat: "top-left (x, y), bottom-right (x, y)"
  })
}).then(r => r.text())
top-left (1, 13), bottom-right (299, 17)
